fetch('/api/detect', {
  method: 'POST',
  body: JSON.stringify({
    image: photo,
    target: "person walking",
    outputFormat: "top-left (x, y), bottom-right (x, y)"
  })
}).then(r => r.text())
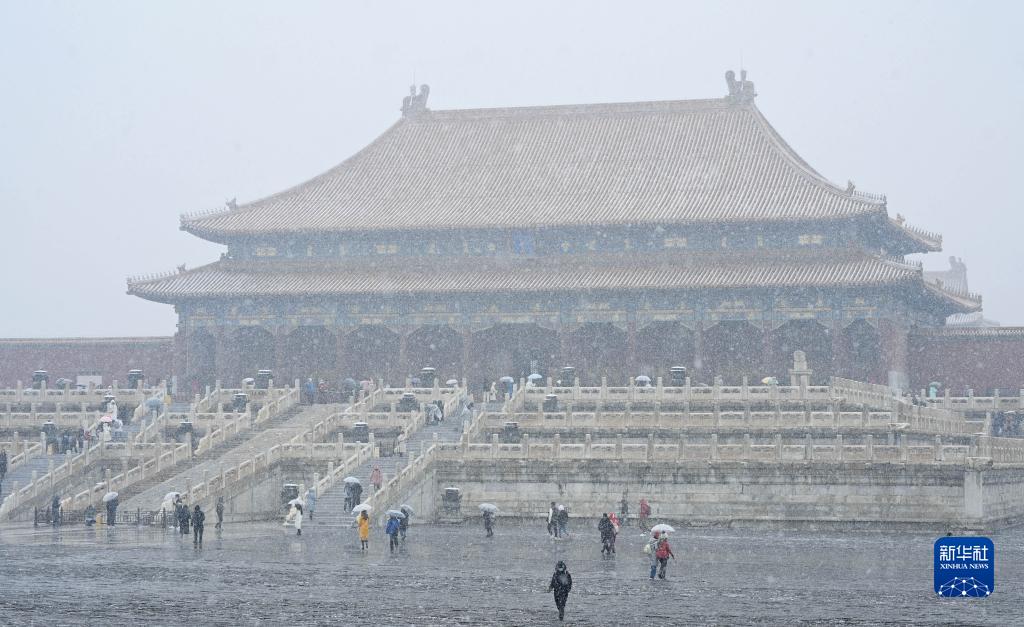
top-left (1, 447), bottom-right (9, 488)
top-left (386, 514), bottom-right (400, 552)
top-left (358, 510), bottom-right (370, 551)
top-left (638, 498), bottom-right (652, 531)
top-left (105, 495), bottom-right (118, 526)
top-left (370, 465), bottom-right (383, 494)
top-left (399, 510), bottom-right (409, 541)
top-left (178, 500), bottom-right (191, 535)
top-left (304, 487), bottom-right (317, 522)
top-left (352, 482), bottom-right (363, 508)
top-left (192, 505), bottom-right (205, 546)
top-left (51, 495), bottom-right (62, 527)
top-left (547, 501), bottom-right (558, 538)
top-left (655, 534), bottom-right (675, 579)
top-left (557, 506), bottom-right (569, 537)
top-left (598, 513), bottom-right (615, 555)
top-left (547, 561), bottom-right (573, 622)
top-left (293, 504), bottom-right (303, 536)
top-left (483, 510), bottom-right (494, 538)
top-left (619, 495), bottom-right (629, 526)
top-left (645, 531), bottom-right (661, 579)
top-left (215, 496), bottom-right (225, 529)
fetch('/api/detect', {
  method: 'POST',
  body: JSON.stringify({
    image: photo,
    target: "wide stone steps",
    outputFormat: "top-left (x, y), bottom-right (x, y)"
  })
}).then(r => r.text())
top-left (120, 404), bottom-right (337, 511)
top-left (0, 453), bottom-right (58, 503)
top-left (312, 406), bottom-right (468, 526)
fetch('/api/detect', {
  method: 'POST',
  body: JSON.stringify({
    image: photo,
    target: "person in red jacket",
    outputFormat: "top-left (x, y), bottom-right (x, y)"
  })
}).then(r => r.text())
top-left (638, 498), bottom-right (652, 531)
top-left (655, 535), bottom-right (675, 579)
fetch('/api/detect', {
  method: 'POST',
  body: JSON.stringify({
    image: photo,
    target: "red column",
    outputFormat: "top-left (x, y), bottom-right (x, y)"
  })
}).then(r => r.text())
top-left (626, 321), bottom-right (638, 378)
top-left (213, 329), bottom-right (232, 385)
top-left (830, 321), bottom-right (845, 378)
top-left (693, 321), bottom-right (705, 382)
top-left (460, 328), bottom-right (472, 382)
top-left (761, 322), bottom-right (774, 378)
top-left (273, 329), bottom-right (289, 384)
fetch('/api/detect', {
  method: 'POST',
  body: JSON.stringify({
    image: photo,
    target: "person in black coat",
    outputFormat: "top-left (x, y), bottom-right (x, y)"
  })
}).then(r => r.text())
top-left (192, 505), bottom-right (205, 546)
top-left (598, 513), bottom-right (615, 555)
top-left (547, 561), bottom-right (573, 621)
top-left (483, 510), bottom-right (494, 538)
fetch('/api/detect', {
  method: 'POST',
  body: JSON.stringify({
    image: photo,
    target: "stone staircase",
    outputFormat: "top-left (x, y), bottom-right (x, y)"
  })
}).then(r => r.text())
top-left (120, 404), bottom-right (337, 511)
top-left (314, 405), bottom-right (468, 528)
top-left (0, 453), bottom-right (57, 504)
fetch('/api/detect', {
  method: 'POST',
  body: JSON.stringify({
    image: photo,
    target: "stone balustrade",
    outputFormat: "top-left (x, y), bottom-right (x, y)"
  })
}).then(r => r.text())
top-left (0, 380), bottom-right (160, 404)
top-left (521, 376), bottom-right (835, 406)
top-left (434, 431), bottom-right (986, 466)
top-left (193, 386), bottom-right (299, 455)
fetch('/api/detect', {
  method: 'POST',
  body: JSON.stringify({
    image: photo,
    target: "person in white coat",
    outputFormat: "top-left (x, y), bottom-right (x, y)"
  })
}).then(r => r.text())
top-left (293, 504), bottom-right (303, 536)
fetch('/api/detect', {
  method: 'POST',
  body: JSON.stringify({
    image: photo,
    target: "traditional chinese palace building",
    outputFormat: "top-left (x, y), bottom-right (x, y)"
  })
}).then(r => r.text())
top-left (128, 72), bottom-right (981, 390)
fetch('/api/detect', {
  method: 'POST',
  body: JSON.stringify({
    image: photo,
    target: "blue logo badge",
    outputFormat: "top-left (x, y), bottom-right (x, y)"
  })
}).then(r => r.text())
top-left (934, 537), bottom-right (994, 597)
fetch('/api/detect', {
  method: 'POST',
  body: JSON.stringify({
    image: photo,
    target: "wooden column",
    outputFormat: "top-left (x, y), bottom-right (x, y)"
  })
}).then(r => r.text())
top-left (830, 320), bottom-right (845, 378)
top-left (398, 330), bottom-right (409, 381)
top-left (693, 321), bottom-right (705, 383)
top-left (460, 328), bottom-right (472, 382)
top-left (335, 328), bottom-right (346, 379)
top-left (761, 321), bottom-right (774, 377)
top-left (626, 321), bottom-right (638, 378)
top-left (213, 329), bottom-right (232, 386)
top-left (273, 329), bottom-right (290, 383)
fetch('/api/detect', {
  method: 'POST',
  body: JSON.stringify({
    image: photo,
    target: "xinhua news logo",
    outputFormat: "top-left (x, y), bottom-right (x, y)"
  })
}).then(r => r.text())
top-left (934, 537), bottom-right (994, 597)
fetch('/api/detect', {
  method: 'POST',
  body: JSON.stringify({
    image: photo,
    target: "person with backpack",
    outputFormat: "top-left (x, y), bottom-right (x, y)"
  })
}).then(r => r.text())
top-left (547, 560), bottom-right (573, 622)
top-left (655, 534), bottom-right (675, 579)
top-left (645, 531), bottom-right (661, 579)
top-left (386, 514), bottom-right (401, 552)
top-left (598, 513), bottom-right (615, 556)
top-left (192, 505), bottom-right (205, 547)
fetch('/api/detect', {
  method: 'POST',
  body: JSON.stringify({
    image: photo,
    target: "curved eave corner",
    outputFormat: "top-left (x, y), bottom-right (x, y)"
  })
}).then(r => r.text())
top-left (889, 217), bottom-right (943, 254)
top-left (922, 280), bottom-right (982, 314)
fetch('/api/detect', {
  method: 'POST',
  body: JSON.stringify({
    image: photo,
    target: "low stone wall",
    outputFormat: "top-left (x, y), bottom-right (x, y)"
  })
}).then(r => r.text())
top-left (426, 459), bottom-right (1022, 531)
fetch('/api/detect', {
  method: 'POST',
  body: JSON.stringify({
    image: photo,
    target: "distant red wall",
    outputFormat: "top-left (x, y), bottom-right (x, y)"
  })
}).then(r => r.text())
top-left (0, 337), bottom-right (173, 388)
top-left (909, 328), bottom-right (1024, 394)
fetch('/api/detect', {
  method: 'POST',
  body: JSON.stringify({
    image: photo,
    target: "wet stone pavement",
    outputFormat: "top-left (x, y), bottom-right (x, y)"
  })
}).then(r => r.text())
top-left (0, 519), bottom-right (1021, 625)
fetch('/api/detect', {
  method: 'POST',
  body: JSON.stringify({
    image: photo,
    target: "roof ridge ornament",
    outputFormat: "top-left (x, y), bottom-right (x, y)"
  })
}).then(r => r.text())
top-left (725, 69), bottom-right (756, 104)
top-left (401, 83), bottom-right (431, 117)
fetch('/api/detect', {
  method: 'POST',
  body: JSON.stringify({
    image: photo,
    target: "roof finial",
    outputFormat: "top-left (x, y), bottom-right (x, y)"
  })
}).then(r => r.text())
top-left (724, 69), bottom-right (756, 104)
top-left (401, 84), bottom-right (431, 117)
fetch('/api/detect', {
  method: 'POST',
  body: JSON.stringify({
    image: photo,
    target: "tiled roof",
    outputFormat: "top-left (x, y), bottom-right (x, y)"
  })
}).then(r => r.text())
top-left (128, 252), bottom-right (937, 302)
top-left (181, 96), bottom-right (896, 238)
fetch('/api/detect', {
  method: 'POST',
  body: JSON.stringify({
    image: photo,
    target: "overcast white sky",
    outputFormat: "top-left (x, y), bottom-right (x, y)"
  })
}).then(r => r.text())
top-left (1, 0), bottom-right (1021, 338)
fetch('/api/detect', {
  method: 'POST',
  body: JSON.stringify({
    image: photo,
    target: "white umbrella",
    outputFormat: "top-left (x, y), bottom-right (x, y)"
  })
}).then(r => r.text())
top-left (288, 498), bottom-right (305, 506)
top-left (400, 504), bottom-right (415, 517)
top-left (163, 491), bottom-right (181, 503)
top-left (386, 509), bottom-right (406, 519)
top-left (556, 504), bottom-right (565, 511)
top-left (445, 379), bottom-right (459, 386)
top-left (762, 377), bottom-right (778, 385)
top-left (99, 416), bottom-right (114, 423)
top-left (102, 491), bottom-right (119, 502)
top-left (635, 375), bottom-right (651, 384)
top-left (343, 476), bottom-right (361, 485)
top-left (351, 503), bottom-right (372, 514)
top-left (499, 376), bottom-right (515, 383)
top-left (479, 503), bottom-right (498, 513)
top-left (651, 523), bottom-right (675, 534)
top-left (527, 373), bottom-right (543, 381)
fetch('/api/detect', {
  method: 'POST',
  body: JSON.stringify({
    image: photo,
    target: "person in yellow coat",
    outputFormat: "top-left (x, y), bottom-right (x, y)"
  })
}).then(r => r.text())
top-left (358, 510), bottom-right (370, 551)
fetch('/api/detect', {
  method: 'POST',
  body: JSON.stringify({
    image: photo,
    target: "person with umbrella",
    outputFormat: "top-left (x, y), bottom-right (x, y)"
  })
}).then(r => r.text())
top-left (385, 513), bottom-right (400, 552)
top-left (557, 504), bottom-right (569, 537)
top-left (598, 513), bottom-right (615, 555)
top-left (104, 492), bottom-right (119, 526)
top-left (351, 481), bottom-right (363, 507)
top-left (177, 497), bottom-right (191, 536)
top-left (192, 505), bottom-right (205, 547)
top-left (358, 510), bottom-right (370, 551)
top-left (546, 560), bottom-right (573, 622)
top-left (645, 531), bottom-right (662, 579)
top-left (480, 504), bottom-right (497, 538)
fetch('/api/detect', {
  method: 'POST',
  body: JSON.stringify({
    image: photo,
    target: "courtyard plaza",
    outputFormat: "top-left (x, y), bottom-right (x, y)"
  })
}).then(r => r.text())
top-left (0, 520), bottom-right (1020, 625)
